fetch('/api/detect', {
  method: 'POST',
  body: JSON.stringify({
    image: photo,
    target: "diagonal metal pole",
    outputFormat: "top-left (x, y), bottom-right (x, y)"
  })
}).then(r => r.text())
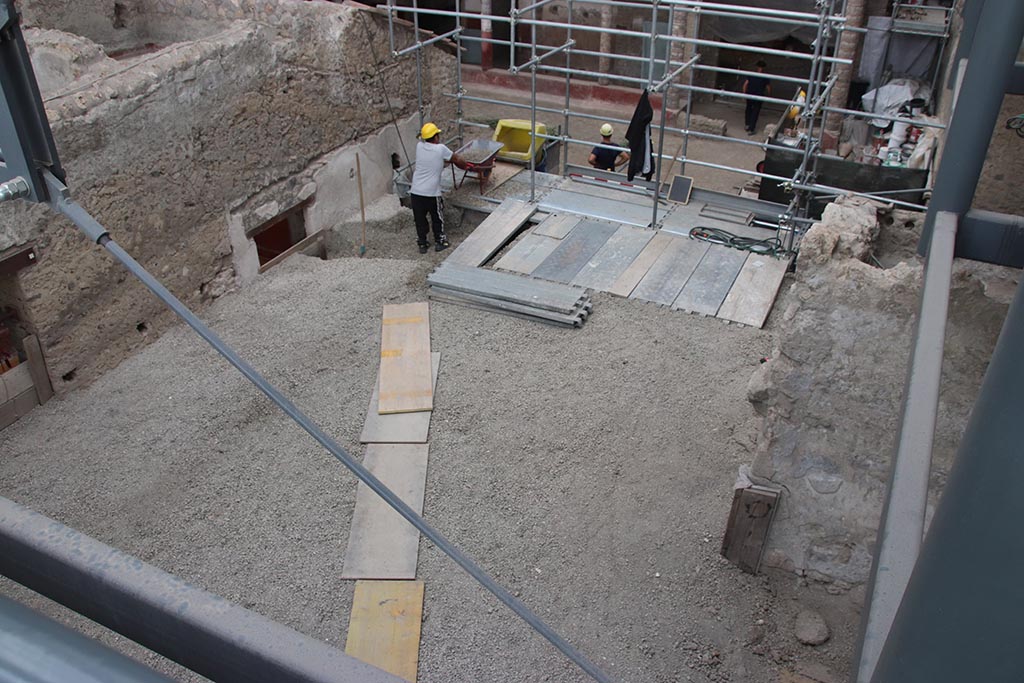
top-left (41, 171), bottom-right (614, 683)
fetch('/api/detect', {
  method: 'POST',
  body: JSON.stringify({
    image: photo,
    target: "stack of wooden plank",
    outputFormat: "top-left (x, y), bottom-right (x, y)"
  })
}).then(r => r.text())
top-left (427, 263), bottom-right (592, 328)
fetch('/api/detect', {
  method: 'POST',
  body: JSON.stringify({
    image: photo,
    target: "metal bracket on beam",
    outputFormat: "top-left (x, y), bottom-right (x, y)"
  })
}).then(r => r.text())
top-left (652, 54), bottom-right (701, 94)
top-left (510, 39), bottom-right (575, 74)
top-left (392, 26), bottom-right (463, 58)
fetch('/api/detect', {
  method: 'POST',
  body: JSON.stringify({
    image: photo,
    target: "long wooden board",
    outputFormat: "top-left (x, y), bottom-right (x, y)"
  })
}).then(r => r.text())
top-left (346, 580), bottom-right (424, 682)
top-left (571, 225), bottom-right (654, 291)
top-left (607, 231), bottom-right (675, 297)
top-left (493, 233), bottom-right (561, 274)
top-left (378, 303), bottom-right (432, 415)
top-left (361, 354), bottom-right (440, 444)
top-left (630, 236), bottom-right (709, 305)
top-left (716, 253), bottom-right (790, 328)
top-left (342, 443), bottom-right (429, 579)
top-left (533, 214), bottom-right (581, 240)
top-left (445, 198), bottom-right (535, 267)
top-left (672, 244), bottom-right (749, 316)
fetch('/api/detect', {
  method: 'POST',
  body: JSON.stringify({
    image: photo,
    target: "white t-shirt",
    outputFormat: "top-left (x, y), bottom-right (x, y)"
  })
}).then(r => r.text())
top-left (410, 140), bottom-right (453, 197)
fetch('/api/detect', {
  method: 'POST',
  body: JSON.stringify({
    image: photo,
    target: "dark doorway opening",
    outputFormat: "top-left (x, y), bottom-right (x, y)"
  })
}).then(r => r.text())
top-left (252, 205), bottom-right (307, 266)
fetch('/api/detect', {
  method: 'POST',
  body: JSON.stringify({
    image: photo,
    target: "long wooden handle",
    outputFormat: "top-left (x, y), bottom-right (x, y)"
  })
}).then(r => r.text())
top-left (356, 153), bottom-right (367, 249)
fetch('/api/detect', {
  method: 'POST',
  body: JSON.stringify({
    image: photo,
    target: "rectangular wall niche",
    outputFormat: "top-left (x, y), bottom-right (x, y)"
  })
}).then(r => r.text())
top-left (250, 203), bottom-right (308, 266)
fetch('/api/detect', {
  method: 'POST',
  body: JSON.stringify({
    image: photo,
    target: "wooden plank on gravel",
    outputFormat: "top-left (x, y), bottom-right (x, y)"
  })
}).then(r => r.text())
top-left (361, 353), bottom-right (440, 444)
top-left (493, 232), bottom-right (561, 274)
top-left (342, 444), bottom-right (429, 579)
top-left (533, 214), bottom-right (581, 239)
top-left (607, 231), bottom-right (674, 297)
top-left (378, 303), bottom-right (432, 414)
top-left (717, 253), bottom-right (790, 328)
top-left (445, 198), bottom-right (535, 267)
top-left (571, 225), bottom-right (654, 291)
top-left (721, 485), bottom-right (779, 574)
top-left (630, 235), bottom-right (709, 305)
top-left (672, 244), bottom-right (749, 316)
top-left (346, 580), bottom-right (424, 682)
top-left (531, 219), bottom-right (620, 284)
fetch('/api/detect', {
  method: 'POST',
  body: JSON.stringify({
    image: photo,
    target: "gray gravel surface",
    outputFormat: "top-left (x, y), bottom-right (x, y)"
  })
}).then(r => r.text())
top-left (0, 232), bottom-right (856, 681)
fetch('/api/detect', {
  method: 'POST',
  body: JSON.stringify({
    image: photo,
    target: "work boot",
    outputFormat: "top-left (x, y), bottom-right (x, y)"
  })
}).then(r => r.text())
top-left (418, 243), bottom-right (429, 254)
top-left (435, 236), bottom-right (450, 252)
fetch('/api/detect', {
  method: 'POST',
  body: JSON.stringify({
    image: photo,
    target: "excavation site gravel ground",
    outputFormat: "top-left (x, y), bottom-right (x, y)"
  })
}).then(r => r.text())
top-left (0, 202), bottom-right (857, 682)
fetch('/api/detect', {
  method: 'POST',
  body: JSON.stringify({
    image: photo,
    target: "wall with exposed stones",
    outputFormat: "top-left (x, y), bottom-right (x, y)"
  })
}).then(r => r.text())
top-left (1, 0), bottom-right (455, 393)
top-left (744, 197), bottom-right (1018, 584)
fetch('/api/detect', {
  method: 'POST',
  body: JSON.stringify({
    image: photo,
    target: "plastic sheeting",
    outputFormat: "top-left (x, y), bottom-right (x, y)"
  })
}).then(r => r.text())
top-left (861, 78), bottom-right (932, 128)
top-left (706, 0), bottom-right (819, 45)
top-left (858, 16), bottom-right (941, 90)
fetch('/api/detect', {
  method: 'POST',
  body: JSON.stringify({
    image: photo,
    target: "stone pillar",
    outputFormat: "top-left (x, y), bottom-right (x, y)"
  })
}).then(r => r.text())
top-left (823, 0), bottom-right (866, 151)
top-left (665, 7), bottom-right (693, 111)
top-left (597, 4), bottom-right (612, 85)
top-left (481, 0), bottom-right (493, 70)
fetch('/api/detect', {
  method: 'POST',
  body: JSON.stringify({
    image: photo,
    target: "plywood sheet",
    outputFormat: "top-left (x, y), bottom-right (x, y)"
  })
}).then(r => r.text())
top-left (346, 580), bottom-right (424, 682)
top-left (361, 354), bottom-right (440, 444)
top-left (483, 161), bottom-right (521, 193)
top-left (342, 443), bottom-right (429, 579)
top-left (533, 214), bottom-right (581, 240)
top-left (531, 220), bottom-right (620, 283)
top-left (446, 198), bottom-right (535, 267)
top-left (571, 225), bottom-right (654, 291)
top-left (630, 236), bottom-right (709, 305)
top-left (672, 244), bottom-right (749, 316)
top-left (493, 233), bottom-right (561, 274)
top-left (378, 303), bottom-right (432, 415)
top-left (606, 232), bottom-right (675, 298)
top-left (717, 254), bottom-right (790, 328)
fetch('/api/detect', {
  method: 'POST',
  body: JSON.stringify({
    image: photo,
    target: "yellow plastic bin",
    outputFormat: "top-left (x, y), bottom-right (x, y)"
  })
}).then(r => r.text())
top-left (493, 119), bottom-right (546, 164)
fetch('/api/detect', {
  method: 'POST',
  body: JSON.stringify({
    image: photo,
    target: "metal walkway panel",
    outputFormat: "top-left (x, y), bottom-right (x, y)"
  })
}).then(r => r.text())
top-left (493, 232), bottom-right (562, 274)
top-left (672, 244), bottom-right (749, 316)
top-left (630, 235), bottom-right (709, 305)
top-left (531, 219), bottom-right (620, 283)
top-left (571, 225), bottom-right (655, 291)
top-left (539, 189), bottom-right (653, 227)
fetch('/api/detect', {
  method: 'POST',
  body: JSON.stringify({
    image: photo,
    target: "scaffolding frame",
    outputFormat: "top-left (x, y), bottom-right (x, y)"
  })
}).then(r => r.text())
top-left (383, 0), bottom-right (953, 254)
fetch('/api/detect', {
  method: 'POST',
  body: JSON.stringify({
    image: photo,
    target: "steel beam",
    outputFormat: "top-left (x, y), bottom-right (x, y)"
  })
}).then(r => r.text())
top-left (0, 595), bottom-right (173, 683)
top-left (870, 228), bottom-right (1024, 683)
top-left (0, 496), bottom-right (404, 683)
top-left (853, 210), bottom-right (958, 683)
top-left (920, 0), bottom-right (1024, 253)
top-left (954, 208), bottom-right (1024, 268)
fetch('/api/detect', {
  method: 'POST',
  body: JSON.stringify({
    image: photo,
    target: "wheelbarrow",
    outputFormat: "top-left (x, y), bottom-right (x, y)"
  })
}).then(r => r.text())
top-left (451, 139), bottom-right (505, 194)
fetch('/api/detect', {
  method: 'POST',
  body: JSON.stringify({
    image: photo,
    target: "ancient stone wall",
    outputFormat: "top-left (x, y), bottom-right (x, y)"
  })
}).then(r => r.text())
top-left (1, 1), bottom-right (455, 393)
top-left (746, 197), bottom-right (1017, 584)
top-left (16, 0), bottom-right (142, 51)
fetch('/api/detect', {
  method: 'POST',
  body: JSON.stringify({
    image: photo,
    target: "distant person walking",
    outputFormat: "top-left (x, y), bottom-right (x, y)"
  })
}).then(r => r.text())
top-left (410, 122), bottom-right (466, 254)
top-left (588, 123), bottom-right (629, 172)
top-left (742, 60), bottom-right (771, 136)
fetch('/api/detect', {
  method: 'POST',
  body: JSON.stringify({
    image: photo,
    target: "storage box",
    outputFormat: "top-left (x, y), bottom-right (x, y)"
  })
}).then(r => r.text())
top-left (493, 119), bottom-right (546, 163)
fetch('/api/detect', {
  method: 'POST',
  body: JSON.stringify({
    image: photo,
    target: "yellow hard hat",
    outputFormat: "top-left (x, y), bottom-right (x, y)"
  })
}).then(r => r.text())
top-left (420, 122), bottom-right (440, 140)
top-left (600, 123), bottom-right (614, 137)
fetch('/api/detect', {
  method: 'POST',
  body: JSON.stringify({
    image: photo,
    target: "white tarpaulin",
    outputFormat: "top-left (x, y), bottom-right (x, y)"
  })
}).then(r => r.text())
top-left (861, 78), bottom-right (932, 128)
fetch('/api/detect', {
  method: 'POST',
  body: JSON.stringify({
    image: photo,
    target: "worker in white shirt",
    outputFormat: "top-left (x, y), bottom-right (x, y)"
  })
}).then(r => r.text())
top-left (410, 122), bottom-right (467, 253)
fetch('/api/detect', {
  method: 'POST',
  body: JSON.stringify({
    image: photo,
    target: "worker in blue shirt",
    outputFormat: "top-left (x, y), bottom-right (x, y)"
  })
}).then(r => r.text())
top-left (588, 123), bottom-right (629, 171)
top-left (742, 60), bottom-right (772, 135)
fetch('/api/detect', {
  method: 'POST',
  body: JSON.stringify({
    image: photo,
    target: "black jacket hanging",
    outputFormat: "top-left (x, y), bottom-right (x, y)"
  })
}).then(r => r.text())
top-left (625, 89), bottom-right (654, 181)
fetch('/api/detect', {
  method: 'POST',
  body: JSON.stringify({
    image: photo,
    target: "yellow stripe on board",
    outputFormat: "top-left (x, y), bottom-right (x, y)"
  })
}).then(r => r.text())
top-left (380, 349), bottom-right (403, 358)
top-left (346, 580), bottom-right (424, 682)
top-left (382, 316), bottom-right (425, 325)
